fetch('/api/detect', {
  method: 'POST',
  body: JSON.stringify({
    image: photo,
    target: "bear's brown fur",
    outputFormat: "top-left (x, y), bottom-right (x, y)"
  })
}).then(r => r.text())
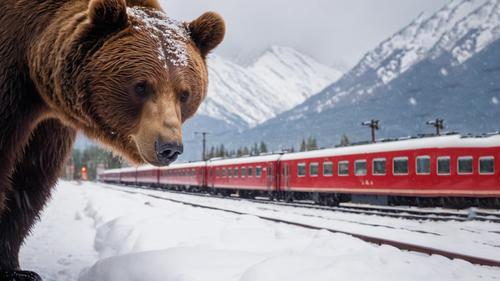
top-left (0, 0), bottom-right (224, 270)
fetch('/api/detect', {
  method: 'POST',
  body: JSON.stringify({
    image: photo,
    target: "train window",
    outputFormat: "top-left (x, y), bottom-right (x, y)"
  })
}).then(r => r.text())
top-left (416, 156), bottom-right (431, 175)
top-left (234, 168), bottom-right (239, 178)
top-left (310, 163), bottom-right (319, 176)
top-left (256, 166), bottom-right (262, 177)
top-left (355, 160), bottom-right (367, 176)
top-left (323, 161), bottom-right (333, 176)
top-left (479, 156), bottom-right (494, 174)
top-left (393, 157), bottom-right (409, 175)
top-left (248, 167), bottom-right (253, 177)
top-left (437, 157), bottom-right (450, 175)
top-left (458, 156), bottom-right (473, 174)
top-left (222, 168), bottom-right (227, 177)
top-left (298, 163), bottom-right (306, 177)
top-left (373, 158), bottom-right (386, 175)
top-left (241, 167), bottom-right (246, 177)
top-left (338, 161), bottom-right (349, 176)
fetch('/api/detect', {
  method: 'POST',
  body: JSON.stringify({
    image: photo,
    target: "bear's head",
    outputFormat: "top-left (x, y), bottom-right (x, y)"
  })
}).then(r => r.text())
top-left (64, 0), bottom-right (224, 166)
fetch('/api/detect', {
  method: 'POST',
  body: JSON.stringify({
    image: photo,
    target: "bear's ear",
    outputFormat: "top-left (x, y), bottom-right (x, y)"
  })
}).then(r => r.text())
top-left (88, 0), bottom-right (128, 29)
top-left (188, 12), bottom-right (225, 58)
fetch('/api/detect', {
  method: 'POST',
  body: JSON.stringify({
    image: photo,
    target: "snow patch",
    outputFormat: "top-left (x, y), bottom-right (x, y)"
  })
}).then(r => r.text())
top-left (409, 97), bottom-right (417, 105)
top-left (492, 96), bottom-right (499, 104)
top-left (127, 7), bottom-right (190, 68)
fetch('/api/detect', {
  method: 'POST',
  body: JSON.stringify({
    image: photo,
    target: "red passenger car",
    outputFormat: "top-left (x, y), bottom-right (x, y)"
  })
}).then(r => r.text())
top-left (136, 165), bottom-right (159, 186)
top-left (120, 167), bottom-right (138, 185)
top-left (159, 162), bottom-right (206, 189)
top-left (279, 134), bottom-right (500, 205)
top-left (99, 168), bottom-right (121, 183)
top-left (206, 155), bottom-right (281, 195)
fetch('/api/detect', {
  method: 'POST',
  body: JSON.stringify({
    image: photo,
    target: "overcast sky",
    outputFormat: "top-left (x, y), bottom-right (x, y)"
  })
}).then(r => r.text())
top-left (159, 0), bottom-right (448, 70)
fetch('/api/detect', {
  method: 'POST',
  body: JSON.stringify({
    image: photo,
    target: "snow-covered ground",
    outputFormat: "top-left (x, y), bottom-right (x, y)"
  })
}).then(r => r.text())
top-left (20, 181), bottom-right (500, 281)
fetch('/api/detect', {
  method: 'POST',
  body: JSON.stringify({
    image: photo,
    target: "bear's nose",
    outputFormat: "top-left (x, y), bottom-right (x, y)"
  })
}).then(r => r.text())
top-left (155, 139), bottom-right (183, 166)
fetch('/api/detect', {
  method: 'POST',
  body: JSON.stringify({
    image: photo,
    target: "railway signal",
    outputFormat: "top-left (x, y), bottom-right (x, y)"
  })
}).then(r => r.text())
top-left (81, 166), bottom-right (88, 181)
top-left (362, 119), bottom-right (380, 143)
top-left (426, 119), bottom-right (444, 135)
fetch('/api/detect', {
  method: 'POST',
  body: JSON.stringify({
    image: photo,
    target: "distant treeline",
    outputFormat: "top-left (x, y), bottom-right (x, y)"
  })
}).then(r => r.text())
top-left (64, 146), bottom-right (123, 180)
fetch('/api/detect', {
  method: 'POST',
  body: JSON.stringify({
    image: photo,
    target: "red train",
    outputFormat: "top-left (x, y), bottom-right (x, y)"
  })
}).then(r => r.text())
top-left (99, 134), bottom-right (500, 208)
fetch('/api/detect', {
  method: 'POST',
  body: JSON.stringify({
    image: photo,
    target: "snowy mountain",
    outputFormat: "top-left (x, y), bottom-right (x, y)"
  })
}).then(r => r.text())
top-left (300, 0), bottom-right (500, 114)
top-left (197, 46), bottom-right (342, 128)
top-left (200, 0), bottom-right (500, 156)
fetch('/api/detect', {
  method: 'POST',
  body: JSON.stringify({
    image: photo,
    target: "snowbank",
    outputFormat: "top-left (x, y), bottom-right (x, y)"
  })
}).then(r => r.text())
top-left (20, 181), bottom-right (500, 281)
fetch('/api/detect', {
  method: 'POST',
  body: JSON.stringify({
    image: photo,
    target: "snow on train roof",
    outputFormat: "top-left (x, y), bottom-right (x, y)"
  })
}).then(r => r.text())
top-left (136, 164), bottom-right (157, 171)
top-left (281, 134), bottom-right (500, 161)
top-left (158, 161), bottom-right (206, 170)
top-left (100, 168), bottom-right (125, 174)
top-left (208, 154), bottom-right (283, 166)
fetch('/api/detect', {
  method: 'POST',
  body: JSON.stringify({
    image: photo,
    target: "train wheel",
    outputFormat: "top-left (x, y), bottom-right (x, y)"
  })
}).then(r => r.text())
top-left (268, 192), bottom-right (275, 201)
top-left (312, 192), bottom-right (321, 205)
top-left (324, 195), bottom-right (339, 207)
top-left (285, 192), bottom-right (294, 203)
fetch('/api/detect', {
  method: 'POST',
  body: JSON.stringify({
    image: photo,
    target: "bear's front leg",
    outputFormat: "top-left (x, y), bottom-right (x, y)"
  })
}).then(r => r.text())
top-left (0, 119), bottom-right (75, 274)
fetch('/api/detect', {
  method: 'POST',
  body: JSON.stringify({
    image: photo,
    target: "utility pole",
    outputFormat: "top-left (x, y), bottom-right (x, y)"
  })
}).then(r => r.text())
top-left (195, 132), bottom-right (209, 160)
top-left (361, 119), bottom-right (380, 143)
top-left (426, 119), bottom-right (444, 135)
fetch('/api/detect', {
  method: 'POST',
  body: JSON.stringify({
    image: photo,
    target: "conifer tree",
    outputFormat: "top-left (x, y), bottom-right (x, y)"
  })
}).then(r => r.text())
top-left (259, 141), bottom-right (268, 153)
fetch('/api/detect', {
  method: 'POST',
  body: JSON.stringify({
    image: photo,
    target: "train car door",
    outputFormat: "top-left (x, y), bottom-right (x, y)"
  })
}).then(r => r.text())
top-left (282, 163), bottom-right (290, 191)
top-left (206, 166), bottom-right (214, 189)
top-left (211, 167), bottom-right (215, 188)
top-left (201, 166), bottom-right (206, 188)
top-left (266, 163), bottom-right (274, 192)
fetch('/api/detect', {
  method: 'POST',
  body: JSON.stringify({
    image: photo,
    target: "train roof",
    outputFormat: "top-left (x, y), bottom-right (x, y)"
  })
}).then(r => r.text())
top-left (136, 164), bottom-right (157, 171)
top-left (281, 134), bottom-right (500, 161)
top-left (99, 168), bottom-right (122, 174)
top-left (159, 161), bottom-right (206, 170)
top-left (207, 154), bottom-right (283, 166)
top-left (119, 167), bottom-right (138, 173)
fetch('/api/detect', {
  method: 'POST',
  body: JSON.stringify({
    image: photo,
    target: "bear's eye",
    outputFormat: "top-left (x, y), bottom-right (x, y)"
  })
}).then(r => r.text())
top-left (179, 91), bottom-right (190, 103)
top-left (134, 81), bottom-right (150, 98)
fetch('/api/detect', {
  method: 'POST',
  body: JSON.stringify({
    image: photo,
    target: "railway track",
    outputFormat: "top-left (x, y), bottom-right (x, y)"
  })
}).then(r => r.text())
top-left (270, 200), bottom-right (500, 223)
top-left (114, 183), bottom-right (500, 223)
top-left (103, 183), bottom-right (500, 268)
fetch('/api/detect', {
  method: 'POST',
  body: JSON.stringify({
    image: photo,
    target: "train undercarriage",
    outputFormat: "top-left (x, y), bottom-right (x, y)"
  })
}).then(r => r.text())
top-left (112, 181), bottom-right (500, 209)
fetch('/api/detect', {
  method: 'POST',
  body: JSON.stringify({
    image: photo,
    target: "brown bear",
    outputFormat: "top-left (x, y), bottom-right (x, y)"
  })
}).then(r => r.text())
top-left (0, 0), bottom-right (224, 278)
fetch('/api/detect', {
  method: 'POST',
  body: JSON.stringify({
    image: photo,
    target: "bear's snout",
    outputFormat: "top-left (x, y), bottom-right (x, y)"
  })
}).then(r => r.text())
top-left (155, 139), bottom-right (183, 166)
